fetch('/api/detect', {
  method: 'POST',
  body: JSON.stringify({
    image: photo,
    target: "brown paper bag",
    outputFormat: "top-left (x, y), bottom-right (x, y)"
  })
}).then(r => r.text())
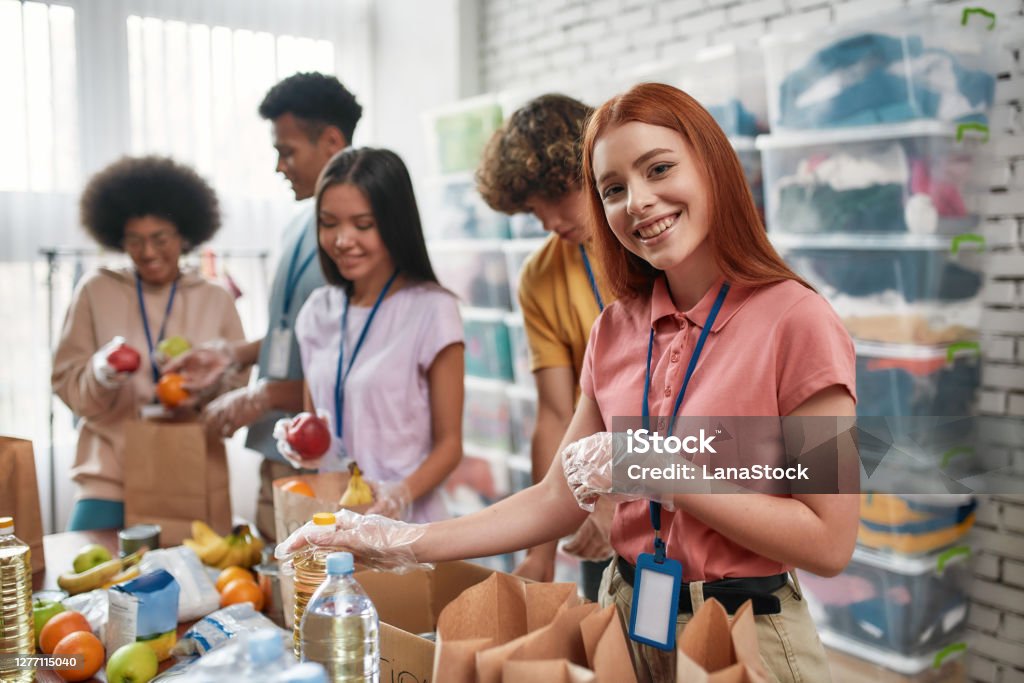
top-left (503, 660), bottom-right (597, 683)
top-left (676, 599), bottom-right (769, 683)
top-left (122, 418), bottom-right (231, 546)
top-left (271, 472), bottom-right (368, 545)
top-left (580, 604), bottom-right (639, 683)
top-left (433, 573), bottom-right (580, 683)
top-left (0, 437), bottom-right (46, 573)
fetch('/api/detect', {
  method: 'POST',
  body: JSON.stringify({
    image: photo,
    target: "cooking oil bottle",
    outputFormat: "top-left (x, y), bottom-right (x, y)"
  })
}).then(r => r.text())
top-left (0, 516), bottom-right (34, 683)
top-left (292, 512), bottom-right (337, 658)
top-left (300, 552), bottom-right (379, 682)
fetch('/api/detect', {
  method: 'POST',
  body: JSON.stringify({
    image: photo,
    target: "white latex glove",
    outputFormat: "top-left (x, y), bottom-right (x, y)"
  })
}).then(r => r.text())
top-left (366, 480), bottom-right (413, 520)
top-left (92, 336), bottom-right (135, 389)
top-left (202, 380), bottom-right (271, 438)
top-left (163, 339), bottom-right (235, 393)
top-left (274, 508), bottom-right (428, 573)
top-left (562, 432), bottom-right (673, 512)
top-left (272, 409), bottom-right (336, 470)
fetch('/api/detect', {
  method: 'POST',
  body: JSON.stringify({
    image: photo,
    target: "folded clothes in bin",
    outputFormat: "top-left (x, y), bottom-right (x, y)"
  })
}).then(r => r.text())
top-left (858, 494), bottom-right (976, 554)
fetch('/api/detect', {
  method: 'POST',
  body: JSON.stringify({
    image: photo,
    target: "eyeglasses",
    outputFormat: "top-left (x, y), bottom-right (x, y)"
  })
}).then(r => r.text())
top-left (123, 231), bottom-right (180, 252)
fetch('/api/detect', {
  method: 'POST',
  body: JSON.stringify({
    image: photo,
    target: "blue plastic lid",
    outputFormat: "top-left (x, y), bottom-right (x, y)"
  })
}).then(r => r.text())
top-left (326, 551), bottom-right (354, 575)
top-left (278, 662), bottom-right (328, 682)
top-left (247, 629), bottom-right (283, 665)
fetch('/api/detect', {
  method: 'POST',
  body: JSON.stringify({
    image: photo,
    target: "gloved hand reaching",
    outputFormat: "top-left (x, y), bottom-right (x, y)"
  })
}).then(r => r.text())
top-left (163, 339), bottom-right (235, 393)
top-left (273, 410), bottom-right (335, 470)
top-left (202, 380), bottom-right (271, 438)
top-left (274, 508), bottom-right (428, 573)
top-left (92, 336), bottom-right (139, 389)
top-left (366, 480), bottom-right (413, 520)
top-left (562, 432), bottom-right (674, 512)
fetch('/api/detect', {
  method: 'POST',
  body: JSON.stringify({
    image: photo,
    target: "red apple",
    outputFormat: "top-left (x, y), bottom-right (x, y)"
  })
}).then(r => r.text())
top-left (286, 413), bottom-right (331, 459)
top-left (107, 343), bottom-right (141, 373)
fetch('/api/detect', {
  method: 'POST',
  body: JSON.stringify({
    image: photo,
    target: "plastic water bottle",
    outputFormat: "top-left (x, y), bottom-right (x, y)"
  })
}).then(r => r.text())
top-left (276, 662), bottom-right (330, 682)
top-left (300, 552), bottom-right (379, 682)
top-left (0, 517), bottom-right (33, 683)
top-left (243, 629), bottom-right (293, 678)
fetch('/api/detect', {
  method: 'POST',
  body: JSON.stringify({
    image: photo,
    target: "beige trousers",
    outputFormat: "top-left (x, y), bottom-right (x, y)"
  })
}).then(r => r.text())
top-left (598, 560), bottom-right (833, 683)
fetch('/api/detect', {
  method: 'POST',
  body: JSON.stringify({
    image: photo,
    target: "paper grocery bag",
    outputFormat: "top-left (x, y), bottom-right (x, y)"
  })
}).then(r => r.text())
top-left (676, 599), bottom-right (768, 683)
top-left (272, 471), bottom-right (370, 545)
top-left (503, 660), bottom-right (597, 683)
top-left (122, 418), bottom-right (231, 546)
top-left (0, 436), bottom-right (46, 573)
top-left (580, 604), bottom-right (639, 682)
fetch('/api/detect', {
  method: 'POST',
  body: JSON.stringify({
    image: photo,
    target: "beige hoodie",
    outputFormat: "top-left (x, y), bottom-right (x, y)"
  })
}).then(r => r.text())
top-left (51, 266), bottom-right (245, 501)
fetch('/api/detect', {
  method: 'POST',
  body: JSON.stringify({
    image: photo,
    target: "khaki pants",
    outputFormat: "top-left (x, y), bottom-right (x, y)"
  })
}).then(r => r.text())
top-left (256, 459), bottom-right (313, 543)
top-left (599, 560), bottom-right (832, 683)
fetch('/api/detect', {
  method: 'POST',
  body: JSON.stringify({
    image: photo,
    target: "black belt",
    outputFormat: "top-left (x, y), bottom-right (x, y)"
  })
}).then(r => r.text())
top-left (616, 556), bottom-right (786, 615)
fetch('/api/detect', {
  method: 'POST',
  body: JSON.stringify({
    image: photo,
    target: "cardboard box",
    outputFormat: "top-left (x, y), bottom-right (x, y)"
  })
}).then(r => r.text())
top-left (353, 561), bottom-right (508, 683)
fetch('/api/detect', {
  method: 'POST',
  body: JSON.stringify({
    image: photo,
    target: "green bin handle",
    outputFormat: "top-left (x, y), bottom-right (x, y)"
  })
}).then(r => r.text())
top-left (961, 7), bottom-right (996, 29)
top-left (937, 546), bottom-right (971, 574)
top-left (947, 341), bottom-right (980, 364)
top-left (956, 122), bottom-right (990, 143)
top-left (951, 233), bottom-right (985, 254)
top-left (933, 642), bottom-right (968, 668)
top-left (941, 446), bottom-right (974, 468)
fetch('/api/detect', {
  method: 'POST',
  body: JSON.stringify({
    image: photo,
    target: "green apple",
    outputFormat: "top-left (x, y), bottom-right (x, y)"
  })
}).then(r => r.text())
top-left (32, 598), bottom-right (65, 648)
top-left (72, 543), bottom-right (112, 573)
top-left (156, 335), bottom-right (190, 359)
top-left (106, 642), bottom-right (159, 683)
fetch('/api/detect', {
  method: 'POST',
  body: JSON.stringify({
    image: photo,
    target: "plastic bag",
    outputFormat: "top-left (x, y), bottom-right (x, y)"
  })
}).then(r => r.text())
top-left (63, 589), bottom-right (109, 642)
top-left (139, 546), bottom-right (220, 621)
top-left (172, 603), bottom-right (287, 657)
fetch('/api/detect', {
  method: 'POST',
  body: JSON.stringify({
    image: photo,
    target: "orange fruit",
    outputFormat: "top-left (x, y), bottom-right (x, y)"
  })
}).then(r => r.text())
top-left (52, 630), bottom-right (104, 681)
top-left (220, 577), bottom-right (264, 611)
top-left (156, 372), bottom-right (189, 407)
top-left (216, 566), bottom-right (255, 593)
top-left (40, 611), bottom-right (91, 655)
top-left (280, 479), bottom-right (316, 498)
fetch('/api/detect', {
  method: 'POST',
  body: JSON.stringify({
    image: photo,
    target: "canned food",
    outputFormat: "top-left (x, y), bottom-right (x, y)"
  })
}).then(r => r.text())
top-left (118, 524), bottom-right (161, 556)
top-left (254, 562), bottom-right (285, 628)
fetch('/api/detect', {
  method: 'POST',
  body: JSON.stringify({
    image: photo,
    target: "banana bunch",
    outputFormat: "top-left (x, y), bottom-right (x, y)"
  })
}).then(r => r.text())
top-left (339, 463), bottom-right (374, 507)
top-left (57, 548), bottom-right (147, 595)
top-left (183, 521), bottom-right (264, 569)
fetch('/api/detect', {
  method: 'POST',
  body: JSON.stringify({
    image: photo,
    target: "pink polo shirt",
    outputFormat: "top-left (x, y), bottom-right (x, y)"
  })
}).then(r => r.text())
top-left (580, 277), bottom-right (856, 581)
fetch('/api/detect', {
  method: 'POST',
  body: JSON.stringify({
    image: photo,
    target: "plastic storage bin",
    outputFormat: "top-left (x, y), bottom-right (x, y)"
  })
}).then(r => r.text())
top-left (430, 241), bottom-right (512, 310)
top-left (858, 494), bottom-right (976, 555)
top-left (505, 314), bottom-right (532, 388)
top-left (762, 5), bottom-right (999, 131)
top-left (423, 96), bottom-right (504, 176)
top-left (507, 385), bottom-right (537, 456)
top-left (463, 309), bottom-right (514, 382)
top-left (631, 45), bottom-right (768, 136)
top-left (821, 629), bottom-right (967, 679)
top-left (502, 239), bottom-right (544, 312)
top-left (758, 122), bottom-right (988, 237)
top-left (733, 138), bottom-right (764, 223)
top-left (798, 544), bottom-right (971, 657)
top-left (777, 241), bottom-right (984, 345)
top-left (463, 377), bottom-right (513, 452)
top-left (420, 174), bottom-right (511, 241)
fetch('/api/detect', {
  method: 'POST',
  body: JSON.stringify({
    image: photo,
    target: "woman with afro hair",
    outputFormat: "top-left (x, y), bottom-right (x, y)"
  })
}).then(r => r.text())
top-left (52, 155), bottom-right (245, 531)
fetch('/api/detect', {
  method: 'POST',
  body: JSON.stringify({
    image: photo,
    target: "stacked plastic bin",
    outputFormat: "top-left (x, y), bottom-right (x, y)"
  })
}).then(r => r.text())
top-left (421, 96), bottom-right (515, 571)
top-left (760, 5), bottom-right (1001, 679)
top-left (630, 45), bottom-right (769, 215)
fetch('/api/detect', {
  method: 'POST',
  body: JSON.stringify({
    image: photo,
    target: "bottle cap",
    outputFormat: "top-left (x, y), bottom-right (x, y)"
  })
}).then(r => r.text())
top-left (278, 662), bottom-right (329, 682)
top-left (0, 517), bottom-right (13, 535)
top-left (312, 513), bottom-right (335, 526)
top-left (247, 629), bottom-right (283, 665)
top-left (326, 551), bottom-right (354, 575)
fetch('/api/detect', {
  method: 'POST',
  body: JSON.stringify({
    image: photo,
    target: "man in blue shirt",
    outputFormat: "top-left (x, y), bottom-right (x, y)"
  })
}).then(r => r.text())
top-left (168, 73), bottom-right (362, 541)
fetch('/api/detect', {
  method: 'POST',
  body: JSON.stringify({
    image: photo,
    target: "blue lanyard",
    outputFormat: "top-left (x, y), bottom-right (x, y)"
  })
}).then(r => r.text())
top-left (135, 273), bottom-right (179, 383)
top-left (281, 220), bottom-right (317, 326)
top-left (333, 270), bottom-right (400, 439)
top-left (579, 244), bottom-right (604, 312)
top-left (641, 281), bottom-right (730, 556)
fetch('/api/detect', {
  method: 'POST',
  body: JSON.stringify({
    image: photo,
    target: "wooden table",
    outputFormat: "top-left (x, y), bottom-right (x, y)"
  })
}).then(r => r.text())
top-left (32, 531), bottom-right (195, 682)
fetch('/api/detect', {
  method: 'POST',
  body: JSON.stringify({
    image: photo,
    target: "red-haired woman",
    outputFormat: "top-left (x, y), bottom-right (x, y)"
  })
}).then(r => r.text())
top-left (279, 83), bottom-right (858, 682)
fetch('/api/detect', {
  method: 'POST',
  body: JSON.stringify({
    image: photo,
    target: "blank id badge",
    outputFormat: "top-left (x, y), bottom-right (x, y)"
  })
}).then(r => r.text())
top-left (628, 553), bottom-right (683, 651)
top-left (266, 327), bottom-right (292, 379)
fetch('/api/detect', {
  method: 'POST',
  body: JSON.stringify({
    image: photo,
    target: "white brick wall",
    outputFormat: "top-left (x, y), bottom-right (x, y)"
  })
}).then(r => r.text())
top-left (479, 1), bottom-right (1024, 681)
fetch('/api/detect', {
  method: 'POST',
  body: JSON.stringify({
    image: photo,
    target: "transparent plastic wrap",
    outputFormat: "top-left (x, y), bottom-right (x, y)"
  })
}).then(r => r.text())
top-left (172, 603), bottom-right (287, 656)
top-left (562, 432), bottom-right (672, 512)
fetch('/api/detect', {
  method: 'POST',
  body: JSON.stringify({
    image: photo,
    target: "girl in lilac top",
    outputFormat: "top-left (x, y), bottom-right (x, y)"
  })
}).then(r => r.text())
top-left (286, 147), bottom-right (465, 523)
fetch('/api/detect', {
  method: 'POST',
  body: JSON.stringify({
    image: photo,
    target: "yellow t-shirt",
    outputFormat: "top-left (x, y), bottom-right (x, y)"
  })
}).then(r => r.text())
top-left (518, 235), bottom-right (613, 403)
